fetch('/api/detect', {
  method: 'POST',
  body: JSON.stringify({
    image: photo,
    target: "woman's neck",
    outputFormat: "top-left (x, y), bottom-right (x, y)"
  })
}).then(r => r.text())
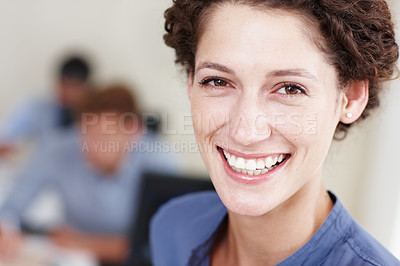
top-left (211, 175), bottom-right (333, 266)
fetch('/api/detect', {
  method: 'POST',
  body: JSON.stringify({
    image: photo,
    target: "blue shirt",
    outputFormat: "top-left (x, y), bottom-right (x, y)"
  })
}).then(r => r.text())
top-left (0, 128), bottom-right (181, 235)
top-left (150, 191), bottom-right (400, 266)
top-left (0, 98), bottom-right (67, 146)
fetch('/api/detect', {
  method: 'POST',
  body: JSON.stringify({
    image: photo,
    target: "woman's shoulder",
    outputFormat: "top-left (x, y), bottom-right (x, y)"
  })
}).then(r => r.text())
top-left (317, 194), bottom-right (400, 266)
top-left (150, 190), bottom-right (226, 266)
top-left (281, 193), bottom-right (400, 266)
top-left (336, 220), bottom-right (400, 266)
top-left (153, 190), bottom-right (222, 221)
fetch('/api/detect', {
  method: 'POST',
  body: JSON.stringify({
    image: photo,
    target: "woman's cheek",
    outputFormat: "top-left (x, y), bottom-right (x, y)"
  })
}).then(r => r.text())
top-left (191, 98), bottom-right (230, 138)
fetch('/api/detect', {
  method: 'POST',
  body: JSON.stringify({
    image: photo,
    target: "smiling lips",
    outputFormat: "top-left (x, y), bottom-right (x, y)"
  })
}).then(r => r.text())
top-left (222, 149), bottom-right (288, 176)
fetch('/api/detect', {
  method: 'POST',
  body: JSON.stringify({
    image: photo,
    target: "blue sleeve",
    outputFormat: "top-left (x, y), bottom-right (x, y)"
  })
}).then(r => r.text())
top-left (0, 146), bottom-right (53, 227)
top-left (150, 196), bottom-right (186, 266)
top-left (0, 100), bottom-right (45, 145)
top-left (150, 192), bottom-right (224, 266)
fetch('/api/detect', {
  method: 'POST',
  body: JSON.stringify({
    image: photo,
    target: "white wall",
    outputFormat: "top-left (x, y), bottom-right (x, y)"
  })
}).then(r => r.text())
top-left (0, 0), bottom-right (399, 257)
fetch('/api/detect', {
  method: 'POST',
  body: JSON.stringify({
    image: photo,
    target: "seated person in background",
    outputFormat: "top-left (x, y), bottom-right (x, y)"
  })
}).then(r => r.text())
top-left (0, 84), bottom-right (181, 265)
top-left (0, 55), bottom-right (92, 158)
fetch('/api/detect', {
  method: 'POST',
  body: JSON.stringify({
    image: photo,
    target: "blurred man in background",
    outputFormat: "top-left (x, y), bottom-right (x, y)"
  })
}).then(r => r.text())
top-left (0, 56), bottom-right (92, 158)
top-left (0, 85), bottom-right (180, 265)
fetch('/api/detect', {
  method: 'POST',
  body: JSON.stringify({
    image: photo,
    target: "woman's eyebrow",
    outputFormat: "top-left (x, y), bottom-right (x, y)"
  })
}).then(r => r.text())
top-left (195, 63), bottom-right (319, 82)
top-left (195, 62), bottom-right (235, 75)
top-left (266, 69), bottom-right (319, 82)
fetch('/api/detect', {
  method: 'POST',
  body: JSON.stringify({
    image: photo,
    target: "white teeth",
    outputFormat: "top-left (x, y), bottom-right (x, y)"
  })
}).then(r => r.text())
top-left (261, 168), bottom-right (268, 174)
top-left (222, 149), bottom-right (287, 176)
top-left (228, 155), bottom-right (236, 166)
top-left (223, 150), bottom-right (229, 160)
top-left (236, 158), bottom-right (245, 169)
top-left (246, 159), bottom-right (257, 171)
top-left (265, 157), bottom-right (274, 168)
top-left (256, 160), bottom-right (265, 169)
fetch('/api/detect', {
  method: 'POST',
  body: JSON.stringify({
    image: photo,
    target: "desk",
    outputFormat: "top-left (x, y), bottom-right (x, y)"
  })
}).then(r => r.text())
top-left (0, 154), bottom-right (97, 265)
top-left (2, 235), bottom-right (98, 266)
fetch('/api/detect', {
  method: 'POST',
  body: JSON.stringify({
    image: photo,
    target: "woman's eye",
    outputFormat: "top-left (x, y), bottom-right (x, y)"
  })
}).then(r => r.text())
top-left (276, 84), bottom-right (305, 95)
top-left (199, 78), bottom-right (230, 88)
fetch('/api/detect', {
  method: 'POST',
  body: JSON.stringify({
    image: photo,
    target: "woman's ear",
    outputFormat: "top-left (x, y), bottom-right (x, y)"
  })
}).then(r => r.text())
top-left (340, 80), bottom-right (369, 124)
top-left (187, 73), bottom-right (194, 101)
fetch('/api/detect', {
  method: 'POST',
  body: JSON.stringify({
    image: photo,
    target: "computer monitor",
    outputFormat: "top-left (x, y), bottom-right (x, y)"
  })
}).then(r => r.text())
top-left (128, 172), bottom-right (215, 266)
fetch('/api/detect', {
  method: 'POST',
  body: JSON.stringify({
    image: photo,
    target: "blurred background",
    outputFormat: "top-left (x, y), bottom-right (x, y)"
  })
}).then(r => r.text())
top-left (0, 0), bottom-right (399, 265)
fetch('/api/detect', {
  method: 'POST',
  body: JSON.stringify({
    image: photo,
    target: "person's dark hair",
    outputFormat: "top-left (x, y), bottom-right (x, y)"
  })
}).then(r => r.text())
top-left (163, 0), bottom-right (399, 137)
top-left (80, 84), bottom-right (141, 124)
top-left (60, 56), bottom-right (91, 81)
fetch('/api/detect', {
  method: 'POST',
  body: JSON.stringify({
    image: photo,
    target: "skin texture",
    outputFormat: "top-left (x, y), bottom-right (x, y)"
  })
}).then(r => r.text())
top-left (188, 4), bottom-right (368, 265)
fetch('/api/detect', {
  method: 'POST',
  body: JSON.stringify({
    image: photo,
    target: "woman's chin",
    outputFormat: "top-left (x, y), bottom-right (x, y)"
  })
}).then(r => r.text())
top-left (216, 188), bottom-right (279, 217)
top-left (226, 202), bottom-right (275, 217)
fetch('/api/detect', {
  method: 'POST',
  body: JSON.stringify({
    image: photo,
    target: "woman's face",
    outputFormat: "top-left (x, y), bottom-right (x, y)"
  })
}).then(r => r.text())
top-left (189, 4), bottom-right (345, 216)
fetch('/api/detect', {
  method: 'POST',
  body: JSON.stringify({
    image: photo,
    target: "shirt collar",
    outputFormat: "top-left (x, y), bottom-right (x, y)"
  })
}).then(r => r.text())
top-left (187, 191), bottom-right (353, 266)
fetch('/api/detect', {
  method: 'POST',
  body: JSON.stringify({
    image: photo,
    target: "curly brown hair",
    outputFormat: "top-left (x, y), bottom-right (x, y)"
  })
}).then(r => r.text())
top-left (163, 0), bottom-right (399, 136)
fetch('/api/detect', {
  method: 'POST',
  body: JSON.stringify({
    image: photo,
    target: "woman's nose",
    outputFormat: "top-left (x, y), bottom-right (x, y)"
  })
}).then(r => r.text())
top-left (228, 95), bottom-right (272, 146)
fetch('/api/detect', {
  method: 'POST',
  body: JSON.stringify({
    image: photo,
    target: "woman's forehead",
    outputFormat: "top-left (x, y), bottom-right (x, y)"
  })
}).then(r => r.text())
top-left (195, 4), bottom-right (329, 77)
top-left (197, 3), bottom-right (322, 45)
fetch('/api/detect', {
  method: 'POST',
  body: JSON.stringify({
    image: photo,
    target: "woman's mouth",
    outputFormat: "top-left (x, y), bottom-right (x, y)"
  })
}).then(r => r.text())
top-left (217, 146), bottom-right (290, 184)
